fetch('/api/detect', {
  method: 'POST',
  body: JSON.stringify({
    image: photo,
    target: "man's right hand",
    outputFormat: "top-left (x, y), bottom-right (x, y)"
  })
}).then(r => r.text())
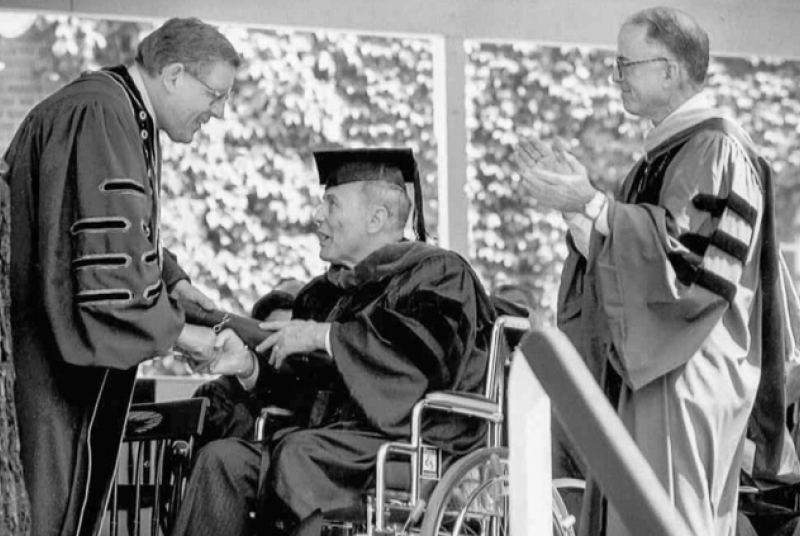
top-left (256, 320), bottom-right (332, 370)
top-left (514, 136), bottom-right (597, 213)
top-left (171, 279), bottom-right (216, 311)
top-left (173, 323), bottom-right (217, 372)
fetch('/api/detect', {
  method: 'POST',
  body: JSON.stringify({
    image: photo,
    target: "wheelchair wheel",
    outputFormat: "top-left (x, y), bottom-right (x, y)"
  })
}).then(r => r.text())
top-left (419, 446), bottom-right (576, 536)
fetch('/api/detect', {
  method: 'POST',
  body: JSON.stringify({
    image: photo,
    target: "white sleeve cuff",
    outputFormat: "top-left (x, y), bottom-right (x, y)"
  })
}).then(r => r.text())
top-left (236, 351), bottom-right (259, 391)
top-left (587, 192), bottom-right (610, 236)
top-left (563, 212), bottom-right (592, 257)
top-left (324, 324), bottom-right (333, 357)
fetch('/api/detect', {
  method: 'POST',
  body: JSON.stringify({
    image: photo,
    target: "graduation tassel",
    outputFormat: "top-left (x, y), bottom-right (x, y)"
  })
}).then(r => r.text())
top-left (412, 161), bottom-right (427, 242)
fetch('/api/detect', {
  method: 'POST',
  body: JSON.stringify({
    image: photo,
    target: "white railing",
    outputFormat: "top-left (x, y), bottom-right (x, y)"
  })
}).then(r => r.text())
top-left (508, 327), bottom-right (694, 536)
top-left (508, 351), bottom-right (552, 535)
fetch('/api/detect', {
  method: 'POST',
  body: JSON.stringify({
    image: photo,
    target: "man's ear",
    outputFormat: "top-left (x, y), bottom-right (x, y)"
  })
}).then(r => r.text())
top-left (160, 62), bottom-right (183, 94)
top-left (663, 60), bottom-right (679, 85)
top-left (367, 204), bottom-right (389, 234)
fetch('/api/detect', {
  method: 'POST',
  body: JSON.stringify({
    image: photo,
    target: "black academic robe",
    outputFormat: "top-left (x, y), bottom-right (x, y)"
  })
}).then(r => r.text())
top-left (268, 240), bottom-right (496, 522)
top-left (3, 66), bottom-right (185, 536)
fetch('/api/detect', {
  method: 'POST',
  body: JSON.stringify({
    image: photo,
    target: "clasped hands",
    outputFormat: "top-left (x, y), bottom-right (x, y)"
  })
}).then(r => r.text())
top-left (175, 319), bottom-right (331, 377)
top-left (513, 136), bottom-right (597, 213)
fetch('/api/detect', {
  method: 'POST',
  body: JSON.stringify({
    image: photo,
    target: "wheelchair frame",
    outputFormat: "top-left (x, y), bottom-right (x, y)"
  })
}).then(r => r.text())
top-left (368, 315), bottom-right (525, 535)
top-left (351, 314), bottom-right (577, 536)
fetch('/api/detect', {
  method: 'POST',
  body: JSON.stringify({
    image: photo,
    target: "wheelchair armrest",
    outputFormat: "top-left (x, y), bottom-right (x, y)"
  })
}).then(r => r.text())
top-left (254, 405), bottom-right (296, 442)
top-left (404, 391), bottom-right (502, 452)
top-left (553, 478), bottom-right (586, 491)
top-left (421, 390), bottom-right (500, 419)
top-left (739, 485), bottom-right (760, 496)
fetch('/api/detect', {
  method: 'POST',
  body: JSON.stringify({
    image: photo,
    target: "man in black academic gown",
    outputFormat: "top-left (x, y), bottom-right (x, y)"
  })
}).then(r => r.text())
top-left (171, 148), bottom-right (497, 536)
top-left (2, 18), bottom-right (239, 536)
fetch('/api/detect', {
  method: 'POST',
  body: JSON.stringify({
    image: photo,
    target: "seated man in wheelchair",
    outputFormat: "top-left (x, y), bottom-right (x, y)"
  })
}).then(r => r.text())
top-left (171, 147), bottom-right (497, 536)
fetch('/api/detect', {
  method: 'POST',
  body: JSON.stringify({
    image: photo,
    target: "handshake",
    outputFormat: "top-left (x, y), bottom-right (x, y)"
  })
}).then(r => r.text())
top-left (174, 322), bottom-right (258, 377)
top-left (172, 299), bottom-right (332, 377)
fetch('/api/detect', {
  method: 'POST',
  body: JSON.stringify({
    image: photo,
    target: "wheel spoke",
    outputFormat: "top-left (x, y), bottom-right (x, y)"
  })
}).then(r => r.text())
top-left (419, 446), bottom-right (578, 536)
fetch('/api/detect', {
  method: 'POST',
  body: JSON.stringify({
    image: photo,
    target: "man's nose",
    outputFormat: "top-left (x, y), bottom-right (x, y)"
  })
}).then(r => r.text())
top-left (313, 205), bottom-right (324, 224)
top-left (210, 99), bottom-right (225, 119)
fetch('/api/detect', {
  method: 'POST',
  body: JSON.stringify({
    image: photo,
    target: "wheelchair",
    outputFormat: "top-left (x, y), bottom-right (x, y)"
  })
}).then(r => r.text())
top-left (254, 314), bottom-right (579, 536)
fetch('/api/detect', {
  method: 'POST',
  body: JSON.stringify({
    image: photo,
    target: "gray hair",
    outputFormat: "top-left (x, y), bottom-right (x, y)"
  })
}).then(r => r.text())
top-left (359, 175), bottom-right (412, 234)
top-left (626, 7), bottom-right (709, 86)
top-left (135, 17), bottom-right (241, 78)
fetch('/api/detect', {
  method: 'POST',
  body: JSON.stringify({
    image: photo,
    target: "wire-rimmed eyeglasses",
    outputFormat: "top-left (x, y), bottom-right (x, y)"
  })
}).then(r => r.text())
top-left (186, 71), bottom-right (231, 106)
top-left (613, 56), bottom-right (671, 81)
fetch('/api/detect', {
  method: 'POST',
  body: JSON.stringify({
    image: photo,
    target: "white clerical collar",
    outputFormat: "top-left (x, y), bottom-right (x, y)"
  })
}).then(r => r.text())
top-left (127, 64), bottom-right (157, 130)
top-left (643, 92), bottom-right (727, 157)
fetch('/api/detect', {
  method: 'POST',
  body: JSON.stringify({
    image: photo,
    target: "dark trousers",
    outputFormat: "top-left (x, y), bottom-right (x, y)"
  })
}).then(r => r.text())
top-left (171, 438), bottom-right (260, 536)
top-left (171, 425), bottom-right (390, 536)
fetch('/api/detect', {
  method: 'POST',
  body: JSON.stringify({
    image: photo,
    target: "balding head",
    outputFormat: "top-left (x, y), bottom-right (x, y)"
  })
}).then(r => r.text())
top-left (624, 6), bottom-right (709, 88)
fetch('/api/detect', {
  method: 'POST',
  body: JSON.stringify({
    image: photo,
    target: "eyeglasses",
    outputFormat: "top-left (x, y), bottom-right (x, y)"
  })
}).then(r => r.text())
top-left (613, 56), bottom-right (671, 81)
top-left (185, 71), bottom-right (231, 106)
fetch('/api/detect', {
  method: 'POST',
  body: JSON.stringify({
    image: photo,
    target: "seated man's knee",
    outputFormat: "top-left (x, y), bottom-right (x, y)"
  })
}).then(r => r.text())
top-left (269, 430), bottom-right (329, 499)
top-left (271, 430), bottom-right (315, 469)
top-left (194, 438), bottom-right (259, 485)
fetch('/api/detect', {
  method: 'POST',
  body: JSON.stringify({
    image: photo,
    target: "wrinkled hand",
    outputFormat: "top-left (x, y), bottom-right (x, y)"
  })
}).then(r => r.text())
top-left (517, 137), bottom-right (575, 175)
top-left (173, 323), bottom-right (217, 372)
top-left (256, 320), bottom-right (331, 370)
top-left (151, 353), bottom-right (194, 376)
top-left (206, 329), bottom-right (256, 377)
top-left (514, 137), bottom-right (597, 213)
top-left (171, 279), bottom-right (215, 311)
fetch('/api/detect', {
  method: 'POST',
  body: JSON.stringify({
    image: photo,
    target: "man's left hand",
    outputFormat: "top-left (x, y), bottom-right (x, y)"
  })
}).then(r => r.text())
top-left (208, 329), bottom-right (256, 377)
top-left (256, 320), bottom-right (331, 370)
top-left (171, 279), bottom-right (215, 311)
top-left (514, 137), bottom-right (597, 213)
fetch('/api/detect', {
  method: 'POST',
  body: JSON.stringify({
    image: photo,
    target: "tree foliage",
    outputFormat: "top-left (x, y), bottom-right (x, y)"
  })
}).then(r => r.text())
top-left (33, 16), bottom-right (800, 321)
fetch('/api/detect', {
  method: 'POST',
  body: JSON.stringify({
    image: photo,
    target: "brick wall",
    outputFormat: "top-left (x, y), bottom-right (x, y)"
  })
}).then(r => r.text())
top-left (0, 33), bottom-right (54, 152)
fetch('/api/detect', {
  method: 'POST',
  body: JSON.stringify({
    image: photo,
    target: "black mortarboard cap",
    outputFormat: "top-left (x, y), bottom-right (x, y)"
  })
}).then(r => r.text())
top-left (313, 148), bottom-right (427, 242)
